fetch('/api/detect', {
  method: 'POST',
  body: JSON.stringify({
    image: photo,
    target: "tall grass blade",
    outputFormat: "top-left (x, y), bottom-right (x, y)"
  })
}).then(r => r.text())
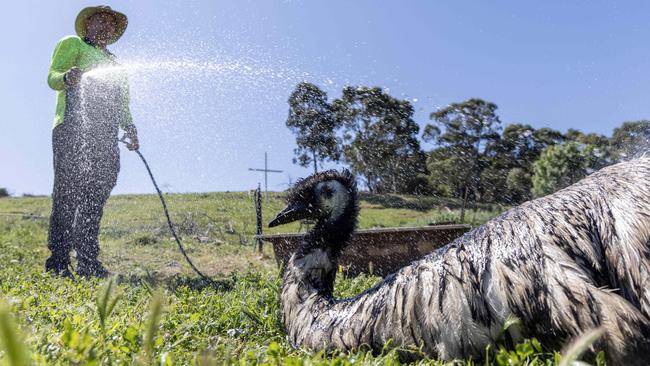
top-left (559, 327), bottom-right (604, 366)
top-left (0, 303), bottom-right (31, 366)
top-left (496, 313), bottom-right (521, 344)
top-left (144, 291), bottom-right (164, 357)
top-left (96, 277), bottom-right (121, 330)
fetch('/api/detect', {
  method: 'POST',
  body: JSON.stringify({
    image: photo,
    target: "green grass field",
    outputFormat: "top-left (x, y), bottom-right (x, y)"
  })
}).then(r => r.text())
top-left (0, 193), bottom-right (601, 365)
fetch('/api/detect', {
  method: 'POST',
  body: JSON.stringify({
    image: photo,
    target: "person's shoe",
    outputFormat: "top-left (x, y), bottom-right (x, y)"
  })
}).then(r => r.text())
top-left (45, 257), bottom-right (73, 278)
top-left (47, 266), bottom-right (74, 278)
top-left (76, 262), bottom-right (111, 279)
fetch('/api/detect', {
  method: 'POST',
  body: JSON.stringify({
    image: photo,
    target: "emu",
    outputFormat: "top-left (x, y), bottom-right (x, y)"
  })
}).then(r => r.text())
top-left (269, 160), bottom-right (650, 364)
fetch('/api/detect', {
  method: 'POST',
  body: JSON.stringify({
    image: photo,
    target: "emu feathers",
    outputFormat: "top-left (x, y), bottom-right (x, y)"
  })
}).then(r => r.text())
top-left (272, 161), bottom-right (650, 364)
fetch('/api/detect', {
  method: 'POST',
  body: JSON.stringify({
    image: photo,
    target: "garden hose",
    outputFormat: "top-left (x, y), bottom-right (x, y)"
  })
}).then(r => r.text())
top-left (120, 138), bottom-right (216, 285)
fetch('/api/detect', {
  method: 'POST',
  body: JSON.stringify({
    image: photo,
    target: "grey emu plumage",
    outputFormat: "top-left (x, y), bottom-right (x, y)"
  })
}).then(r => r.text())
top-left (269, 160), bottom-right (650, 364)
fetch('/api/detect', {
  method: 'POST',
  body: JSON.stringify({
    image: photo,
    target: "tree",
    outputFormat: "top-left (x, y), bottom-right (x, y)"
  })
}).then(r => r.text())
top-left (286, 82), bottom-right (340, 173)
top-left (0, 188), bottom-right (8, 198)
top-left (506, 167), bottom-right (532, 203)
top-left (610, 121), bottom-right (650, 161)
top-left (497, 124), bottom-right (563, 168)
top-left (564, 128), bottom-right (612, 170)
top-left (480, 163), bottom-right (510, 203)
top-left (424, 98), bottom-right (502, 204)
top-left (426, 147), bottom-right (475, 198)
top-left (332, 86), bottom-right (427, 193)
top-left (531, 127), bottom-right (565, 157)
top-left (496, 124), bottom-right (535, 166)
top-left (491, 124), bottom-right (564, 202)
top-left (532, 142), bottom-right (588, 197)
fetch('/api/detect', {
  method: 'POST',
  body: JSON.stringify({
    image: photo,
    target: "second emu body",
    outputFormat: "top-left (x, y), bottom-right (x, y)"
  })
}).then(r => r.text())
top-left (269, 160), bottom-right (650, 364)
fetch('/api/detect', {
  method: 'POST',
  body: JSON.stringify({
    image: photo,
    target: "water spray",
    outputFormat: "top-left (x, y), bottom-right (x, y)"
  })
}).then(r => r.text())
top-left (82, 53), bottom-right (338, 283)
top-left (118, 137), bottom-right (216, 285)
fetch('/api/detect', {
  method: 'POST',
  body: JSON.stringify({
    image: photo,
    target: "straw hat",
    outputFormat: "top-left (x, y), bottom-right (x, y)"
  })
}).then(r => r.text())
top-left (75, 6), bottom-right (128, 45)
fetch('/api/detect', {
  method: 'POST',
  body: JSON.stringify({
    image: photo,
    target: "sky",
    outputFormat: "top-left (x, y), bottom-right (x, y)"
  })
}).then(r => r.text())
top-left (2, 1), bottom-right (650, 195)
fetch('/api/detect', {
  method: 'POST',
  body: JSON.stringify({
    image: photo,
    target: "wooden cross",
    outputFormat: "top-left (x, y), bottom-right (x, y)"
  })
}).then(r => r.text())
top-left (248, 152), bottom-right (283, 200)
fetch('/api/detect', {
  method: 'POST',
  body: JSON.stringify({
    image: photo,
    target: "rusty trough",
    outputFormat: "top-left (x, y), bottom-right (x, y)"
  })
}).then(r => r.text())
top-left (255, 224), bottom-right (471, 277)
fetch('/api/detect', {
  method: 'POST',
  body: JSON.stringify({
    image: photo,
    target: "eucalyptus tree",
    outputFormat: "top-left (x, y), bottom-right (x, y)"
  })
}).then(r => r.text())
top-left (610, 120), bottom-right (650, 161)
top-left (332, 86), bottom-right (426, 193)
top-left (286, 82), bottom-right (340, 173)
top-left (423, 98), bottom-right (502, 209)
top-left (564, 128), bottom-right (612, 170)
top-left (491, 124), bottom-right (564, 202)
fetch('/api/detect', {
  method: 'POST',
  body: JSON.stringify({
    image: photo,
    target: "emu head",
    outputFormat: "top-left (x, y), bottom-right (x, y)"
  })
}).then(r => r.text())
top-left (269, 169), bottom-right (358, 228)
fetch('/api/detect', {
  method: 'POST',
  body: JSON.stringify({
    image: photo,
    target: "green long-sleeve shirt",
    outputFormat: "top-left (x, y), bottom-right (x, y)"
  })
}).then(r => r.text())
top-left (48, 35), bottom-right (133, 129)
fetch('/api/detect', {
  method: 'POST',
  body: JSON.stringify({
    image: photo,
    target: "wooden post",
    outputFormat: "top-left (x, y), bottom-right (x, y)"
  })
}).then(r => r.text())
top-left (255, 184), bottom-right (263, 252)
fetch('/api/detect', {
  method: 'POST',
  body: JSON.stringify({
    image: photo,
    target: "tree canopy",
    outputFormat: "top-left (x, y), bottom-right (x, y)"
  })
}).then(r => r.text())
top-left (286, 82), bottom-right (340, 173)
top-left (532, 142), bottom-right (588, 198)
top-left (285, 82), bottom-right (650, 204)
top-left (332, 86), bottom-right (427, 193)
top-left (423, 98), bottom-right (501, 202)
top-left (610, 121), bottom-right (650, 161)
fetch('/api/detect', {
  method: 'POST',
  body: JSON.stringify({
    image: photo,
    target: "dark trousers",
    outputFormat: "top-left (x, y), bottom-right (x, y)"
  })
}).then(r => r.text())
top-left (46, 84), bottom-right (121, 273)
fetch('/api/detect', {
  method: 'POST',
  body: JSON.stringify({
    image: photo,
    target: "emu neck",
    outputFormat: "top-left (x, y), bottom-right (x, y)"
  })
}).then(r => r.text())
top-left (309, 214), bottom-right (356, 255)
top-left (291, 201), bottom-right (357, 297)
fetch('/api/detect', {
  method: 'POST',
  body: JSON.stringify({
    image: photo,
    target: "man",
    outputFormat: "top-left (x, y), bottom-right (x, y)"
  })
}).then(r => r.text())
top-left (46, 6), bottom-right (139, 278)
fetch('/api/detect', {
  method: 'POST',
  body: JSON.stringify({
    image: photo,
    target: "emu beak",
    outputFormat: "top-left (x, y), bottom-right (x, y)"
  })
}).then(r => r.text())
top-left (269, 202), bottom-right (311, 227)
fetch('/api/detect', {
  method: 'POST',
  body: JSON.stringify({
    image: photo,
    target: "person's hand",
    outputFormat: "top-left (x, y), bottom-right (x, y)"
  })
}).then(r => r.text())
top-left (123, 125), bottom-right (139, 151)
top-left (64, 67), bottom-right (83, 87)
top-left (127, 136), bottom-right (140, 151)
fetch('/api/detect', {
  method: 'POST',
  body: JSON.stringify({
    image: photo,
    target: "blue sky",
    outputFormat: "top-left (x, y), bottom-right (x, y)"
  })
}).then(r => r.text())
top-left (2, 1), bottom-right (650, 195)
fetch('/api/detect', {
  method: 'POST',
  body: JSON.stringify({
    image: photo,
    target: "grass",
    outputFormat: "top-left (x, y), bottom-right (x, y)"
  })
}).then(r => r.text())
top-left (0, 192), bottom-right (603, 365)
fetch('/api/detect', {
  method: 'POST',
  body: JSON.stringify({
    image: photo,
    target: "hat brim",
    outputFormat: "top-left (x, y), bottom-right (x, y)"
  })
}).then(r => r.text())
top-left (75, 6), bottom-right (128, 45)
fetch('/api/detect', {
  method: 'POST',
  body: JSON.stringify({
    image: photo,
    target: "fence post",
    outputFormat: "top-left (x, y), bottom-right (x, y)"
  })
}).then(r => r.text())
top-left (255, 183), bottom-right (263, 252)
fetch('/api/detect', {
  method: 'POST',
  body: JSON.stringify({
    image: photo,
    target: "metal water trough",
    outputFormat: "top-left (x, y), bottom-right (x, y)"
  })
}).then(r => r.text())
top-left (255, 224), bottom-right (471, 277)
